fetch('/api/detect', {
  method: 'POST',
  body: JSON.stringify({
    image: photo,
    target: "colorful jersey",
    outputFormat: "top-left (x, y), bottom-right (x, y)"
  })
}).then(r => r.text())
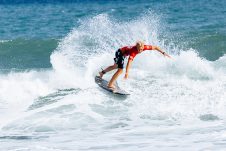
top-left (120, 45), bottom-right (153, 61)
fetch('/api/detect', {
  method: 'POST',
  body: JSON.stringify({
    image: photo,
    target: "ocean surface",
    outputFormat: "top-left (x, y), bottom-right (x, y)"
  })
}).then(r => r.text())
top-left (1, 0), bottom-right (226, 150)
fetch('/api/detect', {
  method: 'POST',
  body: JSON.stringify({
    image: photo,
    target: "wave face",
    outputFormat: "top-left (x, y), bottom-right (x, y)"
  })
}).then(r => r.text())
top-left (0, 39), bottom-right (57, 70)
top-left (1, 1), bottom-right (226, 150)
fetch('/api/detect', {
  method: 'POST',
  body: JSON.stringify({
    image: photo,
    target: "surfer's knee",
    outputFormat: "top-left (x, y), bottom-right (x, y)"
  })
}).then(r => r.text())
top-left (117, 68), bottom-right (123, 74)
top-left (113, 64), bottom-right (118, 68)
top-left (109, 64), bottom-right (116, 69)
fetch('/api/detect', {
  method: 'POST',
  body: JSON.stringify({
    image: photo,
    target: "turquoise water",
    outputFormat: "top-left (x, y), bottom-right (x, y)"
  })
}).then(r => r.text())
top-left (1, 1), bottom-right (226, 151)
top-left (0, 0), bottom-right (226, 70)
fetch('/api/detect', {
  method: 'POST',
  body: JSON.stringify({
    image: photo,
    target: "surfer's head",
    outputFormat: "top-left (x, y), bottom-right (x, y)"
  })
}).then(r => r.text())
top-left (136, 41), bottom-right (144, 53)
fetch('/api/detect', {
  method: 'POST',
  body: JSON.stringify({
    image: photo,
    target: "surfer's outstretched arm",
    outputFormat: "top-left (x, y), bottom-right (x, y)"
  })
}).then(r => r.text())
top-left (152, 46), bottom-right (171, 58)
top-left (124, 59), bottom-right (132, 79)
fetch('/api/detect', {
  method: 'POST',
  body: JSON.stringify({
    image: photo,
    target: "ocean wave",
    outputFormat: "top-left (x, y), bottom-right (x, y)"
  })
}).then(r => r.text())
top-left (1, 12), bottom-right (226, 135)
top-left (189, 33), bottom-right (226, 61)
top-left (0, 38), bottom-right (58, 69)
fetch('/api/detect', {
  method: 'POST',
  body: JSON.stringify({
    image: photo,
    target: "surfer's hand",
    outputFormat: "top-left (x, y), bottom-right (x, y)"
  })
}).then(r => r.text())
top-left (124, 73), bottom-right (129, 79)
top-left (166, 54), bottom-right (172, 59)
top-left (163, 52), bottom-right (172, 59)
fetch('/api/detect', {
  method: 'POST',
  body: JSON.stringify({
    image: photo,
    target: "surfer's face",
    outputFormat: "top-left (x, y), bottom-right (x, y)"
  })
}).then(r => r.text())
top-left (137, 45), bottom-right (144, 53)
top-left (136, 41), bottom-right (144, 53)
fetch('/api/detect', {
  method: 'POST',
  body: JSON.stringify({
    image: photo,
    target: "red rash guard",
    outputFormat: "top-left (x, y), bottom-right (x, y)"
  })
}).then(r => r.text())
top-left (120, 45), bottom-right (153, 61)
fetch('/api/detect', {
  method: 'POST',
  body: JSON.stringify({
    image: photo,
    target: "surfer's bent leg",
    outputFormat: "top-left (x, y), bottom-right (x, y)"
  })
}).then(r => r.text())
top-left (99, 64), bottom-right (117, 78)
top-left (99, 49), bottom-right (123, 78)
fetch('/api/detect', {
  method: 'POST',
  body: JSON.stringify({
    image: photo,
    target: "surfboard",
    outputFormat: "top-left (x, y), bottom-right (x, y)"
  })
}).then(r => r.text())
top-left (95, 76), bottom-right (130, 95)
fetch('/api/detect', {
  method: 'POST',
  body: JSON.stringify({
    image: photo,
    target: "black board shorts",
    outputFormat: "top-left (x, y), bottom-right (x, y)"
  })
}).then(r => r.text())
top-left (114, 49), bottom-right (125, 69)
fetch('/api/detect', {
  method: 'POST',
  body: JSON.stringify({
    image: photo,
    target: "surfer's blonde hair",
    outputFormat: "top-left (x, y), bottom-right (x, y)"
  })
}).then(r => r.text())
top-left (136, 41), bottom-right (144, 50)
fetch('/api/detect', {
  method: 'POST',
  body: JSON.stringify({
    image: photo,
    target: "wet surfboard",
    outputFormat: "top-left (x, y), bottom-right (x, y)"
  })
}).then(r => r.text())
top-left (95, 76), bottom-right (130, 95)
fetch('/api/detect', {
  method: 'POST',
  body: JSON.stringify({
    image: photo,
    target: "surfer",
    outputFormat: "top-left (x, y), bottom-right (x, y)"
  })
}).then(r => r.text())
top-left (99, 41), bottom-right (171, 89)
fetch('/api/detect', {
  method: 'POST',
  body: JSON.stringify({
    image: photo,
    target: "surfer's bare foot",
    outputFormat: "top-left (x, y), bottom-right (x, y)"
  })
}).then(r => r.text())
top-left (99, 72), bottom-right (103, 78)
top-left (107, 84), bottom-right (116, 90)
top-left (99, 70), bottom-right (106, 78)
